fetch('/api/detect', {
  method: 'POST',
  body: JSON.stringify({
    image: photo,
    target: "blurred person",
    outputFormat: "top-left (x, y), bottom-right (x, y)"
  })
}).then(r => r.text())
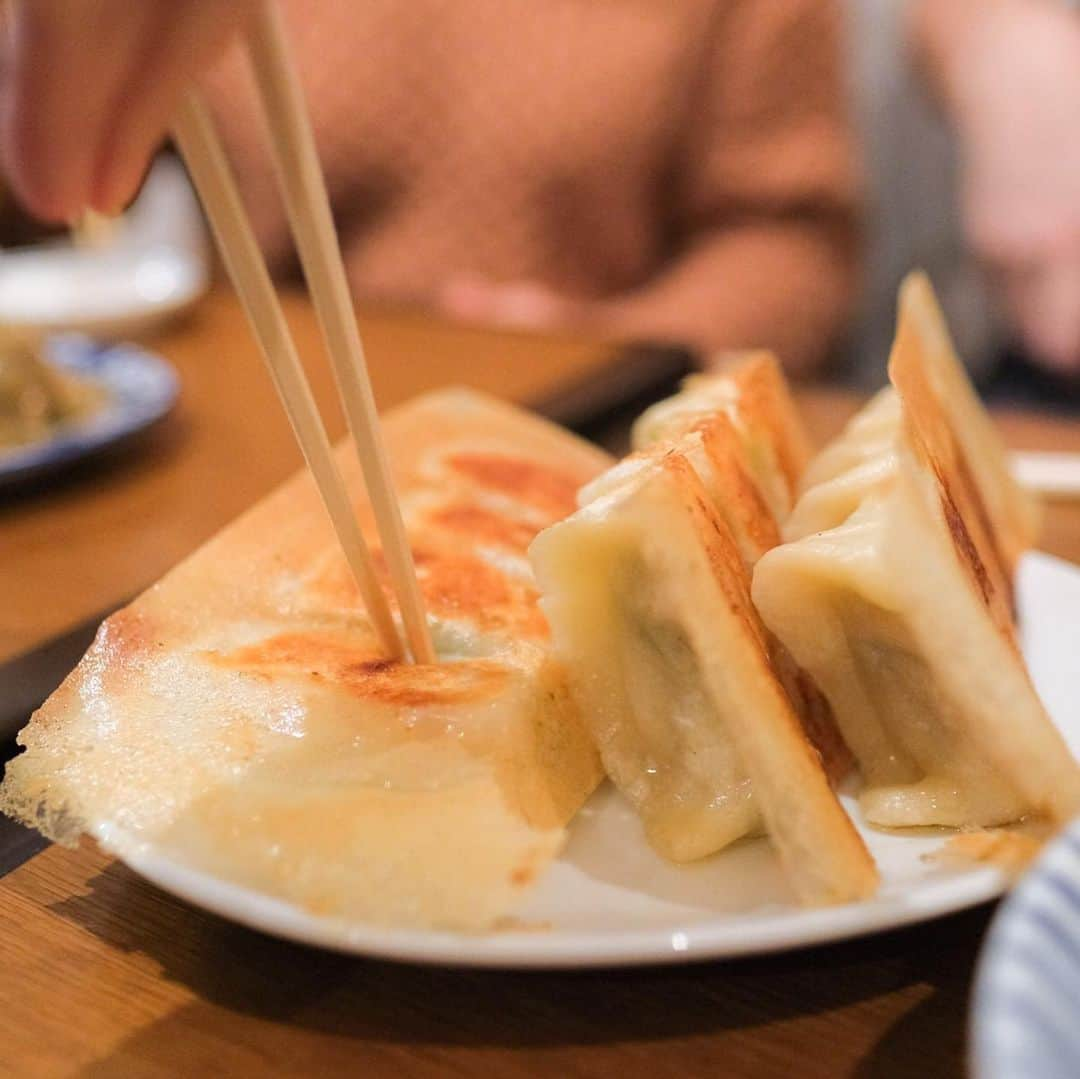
top-left (849, 0), bottom-right (1080, 389)
top-left (2, 0), bottom-right (860, 377)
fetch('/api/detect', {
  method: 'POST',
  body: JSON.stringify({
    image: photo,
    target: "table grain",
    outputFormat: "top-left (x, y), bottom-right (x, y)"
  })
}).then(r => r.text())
top-left (2, 292), bottom-right (1079, 1078)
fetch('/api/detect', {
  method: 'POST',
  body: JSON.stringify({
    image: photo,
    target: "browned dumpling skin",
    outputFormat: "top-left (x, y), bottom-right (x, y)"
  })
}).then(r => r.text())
top-left (1, 390), bottom-right (611, 930)
top-left (631, 352), bottom-right (813, 521)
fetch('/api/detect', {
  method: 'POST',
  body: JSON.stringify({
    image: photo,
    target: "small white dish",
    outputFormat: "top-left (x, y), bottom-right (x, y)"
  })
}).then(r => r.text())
top-left (95, 551), bottom-right (1080, 969)
top-left (971, 819), bottom-right (1080, 1079)
top-left (0, 158), bottom-right (208, 338)
top-left (1012, 451), bottom-right (1080, 500)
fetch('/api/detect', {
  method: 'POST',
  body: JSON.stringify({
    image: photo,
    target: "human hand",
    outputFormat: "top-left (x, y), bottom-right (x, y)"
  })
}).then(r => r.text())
top-left (437, 276), bottom-right (587, 333)
top-left (914, 0), bottom-right (1080, 372)
top-left (1, 0), bottom-right (257, 222)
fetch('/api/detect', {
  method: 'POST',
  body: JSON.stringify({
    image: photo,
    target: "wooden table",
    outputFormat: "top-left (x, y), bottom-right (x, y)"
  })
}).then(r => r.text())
top-left (2, 291), bottom-right (1079, 1078)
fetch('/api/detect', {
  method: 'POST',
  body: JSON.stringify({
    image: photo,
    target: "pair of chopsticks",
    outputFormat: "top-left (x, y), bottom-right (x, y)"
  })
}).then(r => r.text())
top-left (172, 2), bottom-right (434, 664)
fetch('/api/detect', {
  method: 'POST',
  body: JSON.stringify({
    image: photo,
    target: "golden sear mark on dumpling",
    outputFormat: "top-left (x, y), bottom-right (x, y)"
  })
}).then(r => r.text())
top-left (662, 453), bottom-right (772, 663)
top-left (895, 272), bottom-right (1039, 575)
top-left (413, 546), bottom-right (549, 639)
top-left (426, 502), bottom-right (537, 553)
top-left (310, 542), bottom-right (549, 640)
top-left (890, 291), bottom-right (1018, 602)
top-left (679, 451), bottom-right (855, 784)
top-left (218, 631), bottom-right (511, 707)
top-left (444, 451), bottom-right (583, 521)
top-left (696, 412), bottom-right (782, 559)
top-left (892, 334), bottom-right (1017, 644)
top-left (935, 463), bottom-right (995, 609)
top-left (722, 351), bottom-right (813, 503)
top-left (63, 605), bottom-right (168, 705)
top-left (928, 440), bottom-right (1017, 647)
top-left (952, 443), bottom-right (1011, 596)
top-left (770, 642), bottom-right (853, 784)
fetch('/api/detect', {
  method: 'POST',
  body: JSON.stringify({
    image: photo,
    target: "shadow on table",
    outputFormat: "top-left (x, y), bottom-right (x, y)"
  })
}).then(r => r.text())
top-left (50, 858), bottom-right (990, 1076)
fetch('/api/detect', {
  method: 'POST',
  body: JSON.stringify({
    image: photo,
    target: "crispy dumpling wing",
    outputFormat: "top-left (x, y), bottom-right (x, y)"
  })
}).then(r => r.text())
top-left (753, 282), bottom-right (1080, 831)
top-left (581, 410), bottom-right (781, 564)
top-left (1, 390), bottom-right (610, 931)
top-left (530, 452), bottom-right (877, 906)
top-left (631, 352), bottom-right (812, 521)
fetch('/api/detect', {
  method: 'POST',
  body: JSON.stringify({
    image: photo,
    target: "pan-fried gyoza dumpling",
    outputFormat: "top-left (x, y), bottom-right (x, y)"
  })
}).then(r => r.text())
top-left (631, 352), bottom-right (813, 521)
top-left (530, 452), bottom-right (877, 906)
top-left (753, 278), bottom-right (1080, 830)
top-left (582, 388), bottom-right (851, 783)
top-left (1, 390), bottom-right (611, 931)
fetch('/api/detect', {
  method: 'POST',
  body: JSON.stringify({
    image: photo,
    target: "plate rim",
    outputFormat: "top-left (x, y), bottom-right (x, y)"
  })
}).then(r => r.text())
top-left (117, 836), bottom-right (1007, 969)
top-left (0, 240), bottom-right (207, 337)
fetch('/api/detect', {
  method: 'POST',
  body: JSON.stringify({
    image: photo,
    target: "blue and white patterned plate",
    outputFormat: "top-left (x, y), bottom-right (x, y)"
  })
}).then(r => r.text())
top-left (972, 818), bottom-right (1080, 1079)
top-left (0, 335), bottom-right (179, 493)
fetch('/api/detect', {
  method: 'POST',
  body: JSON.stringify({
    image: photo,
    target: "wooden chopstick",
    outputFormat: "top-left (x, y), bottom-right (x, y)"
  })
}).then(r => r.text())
top-left (172, 93), bottom-right (405, 661)
top-left (245, 2), bottom-right (435, 664)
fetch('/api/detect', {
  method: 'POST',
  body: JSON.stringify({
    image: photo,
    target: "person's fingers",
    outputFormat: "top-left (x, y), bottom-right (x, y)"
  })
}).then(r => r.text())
top-left (1003, 259), bottom-right (1080, 373)
top-left (91, 0), bottom-right (257, 215)
top-left (488, 282), bottom-right (574, 327)
top-left (1, 0), bottom-right (159, 220)
top-left (1036, 260), bottom-right (1080, 372)
top-left (439, 276), bottom-right (577, 329)
top-left (437, 275), bottom-right (498, 320)
top-left (1, 0), bottom-right (253, 221)
top-left (962, 162), bottom-right (1080, 269)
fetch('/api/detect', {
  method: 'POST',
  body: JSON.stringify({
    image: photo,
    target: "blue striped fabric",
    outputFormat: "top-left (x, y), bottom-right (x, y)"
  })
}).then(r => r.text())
top-left (972, 822), bottom-right (1080, 1079)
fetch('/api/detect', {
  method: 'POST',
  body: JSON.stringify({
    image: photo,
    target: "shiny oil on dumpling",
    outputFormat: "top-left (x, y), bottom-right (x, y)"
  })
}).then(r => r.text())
top-left (753, 275), bottom-right (1080, 831)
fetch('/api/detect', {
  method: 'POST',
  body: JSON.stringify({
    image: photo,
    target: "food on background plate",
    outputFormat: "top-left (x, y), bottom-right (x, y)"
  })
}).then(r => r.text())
top-left (0, 327), bottom-right (105, 449)
top-left (753, 273), bottom-right (1080, 830)
top-left (0, 390), bottom-right (610, 930)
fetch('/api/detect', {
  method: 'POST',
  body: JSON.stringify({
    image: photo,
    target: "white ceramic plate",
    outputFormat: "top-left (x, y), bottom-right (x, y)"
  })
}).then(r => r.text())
top-left (0, 158), bottom-right (207, 338)
top-left (113, 552), bottom-right (1080, 969)
top-left (971, 818), bottom-right (1080, 1079)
